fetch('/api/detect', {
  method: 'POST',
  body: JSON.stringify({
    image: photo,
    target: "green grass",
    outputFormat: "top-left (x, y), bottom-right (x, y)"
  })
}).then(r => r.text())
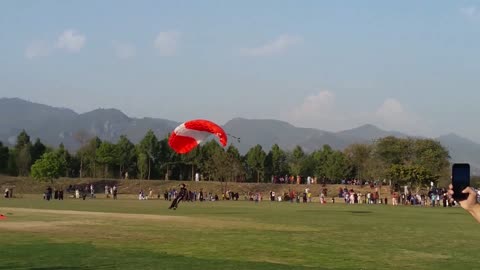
top-left (0, 197), bottom-right (479, 269)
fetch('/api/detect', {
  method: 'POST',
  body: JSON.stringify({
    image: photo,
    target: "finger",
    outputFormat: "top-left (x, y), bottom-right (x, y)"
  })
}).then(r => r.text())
top-left (462, 187), bottom-right (476, 194)
top-left (447, 190), bottom-right (454, 195)
top-left (448, 184), bottom-right (453, 189)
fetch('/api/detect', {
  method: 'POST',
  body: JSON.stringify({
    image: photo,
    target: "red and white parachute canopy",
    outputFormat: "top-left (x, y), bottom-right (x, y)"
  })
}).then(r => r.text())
top-left (168, 119), bottom-right (228, 154)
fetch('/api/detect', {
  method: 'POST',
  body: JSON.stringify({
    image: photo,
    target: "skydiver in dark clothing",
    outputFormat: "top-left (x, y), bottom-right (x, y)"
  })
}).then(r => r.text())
top-left (169, 184), bottom-right (187, 210)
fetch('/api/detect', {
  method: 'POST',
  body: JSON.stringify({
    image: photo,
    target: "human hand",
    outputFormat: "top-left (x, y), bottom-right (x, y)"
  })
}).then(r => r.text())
top-left (448, 184), bottom-right (478, 211)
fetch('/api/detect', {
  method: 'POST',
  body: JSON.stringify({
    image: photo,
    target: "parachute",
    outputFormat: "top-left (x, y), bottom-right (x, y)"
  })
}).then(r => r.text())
top-left (168, 119), bottom-right (228, 154)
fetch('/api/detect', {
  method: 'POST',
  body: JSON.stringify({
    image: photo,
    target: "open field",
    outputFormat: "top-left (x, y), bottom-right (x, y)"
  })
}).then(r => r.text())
top-left (1, 195), bottom-right (479, 270)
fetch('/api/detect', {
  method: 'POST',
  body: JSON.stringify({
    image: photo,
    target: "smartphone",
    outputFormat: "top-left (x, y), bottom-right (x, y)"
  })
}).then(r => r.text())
top-left (452, 163), bottom-right (470, 201)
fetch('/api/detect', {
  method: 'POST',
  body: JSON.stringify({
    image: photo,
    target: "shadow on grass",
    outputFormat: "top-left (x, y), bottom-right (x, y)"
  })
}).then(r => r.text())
top-left (0, 241), bottom-right (329, 270)
top-left (347, 211), bottom-right (373, 214)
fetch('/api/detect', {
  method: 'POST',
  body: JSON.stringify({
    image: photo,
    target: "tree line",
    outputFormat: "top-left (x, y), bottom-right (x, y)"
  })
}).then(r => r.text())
top-left (0, 130), bottom-right (453, 190)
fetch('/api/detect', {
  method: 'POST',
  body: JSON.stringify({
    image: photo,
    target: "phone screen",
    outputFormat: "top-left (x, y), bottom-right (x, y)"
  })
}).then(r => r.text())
top-left (452, 163), bottom-right (470, 201)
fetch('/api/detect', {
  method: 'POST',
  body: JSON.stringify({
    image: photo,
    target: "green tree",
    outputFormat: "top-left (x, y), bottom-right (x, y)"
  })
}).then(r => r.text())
top-left (15, 130), bottom-right (32, 176)
top-left (96, 142), bottom-right (119, 178)
top-left (245, 144), bottom-right (266, 182)
top-left (138, 130), bottom-right (160, 179)
top-left (116, 135), bottom-right (136, 178)
top-left (137, 151), bottom-right (149, 179)
top-left (288, 145), bottom-right (305, 177)
top-left (73, 129), bottom-right (92, 178)
top-left (387, 164), bottom-right (437, 192)
top-left (412, 138), bottom-right (450, 185)
top-left (77, 137), bottom-right (101, 178)
top-left (226, 144), bottom-right (245, 182)
top-left (211, 148), bottom-right (230, 182)
top-left (344, 143), bottom-right (372, 180)
top-left (324, 150), bottom-right (351, 181)
top-left (15, 130), bottom-right (31, 151)
top-left (266, 144), bottom-right (289, 178)
top-left (56, 143), bottom-right (72, 177)
top-left (199, 140), bottom-right (225, 181)
top-left (157, 136), bottom-right (180, 180)
top-left (31, 152), bottom-right (66, 182)
top-left (31, 138), bottom-right (46, 164)
top-left (0, 142), bottom-right (9, 173)
top-left (374, 136), bottom-right (412, 166)
top-left (17, 144), bottom-right (32, 176)
top-left (7, 150), bottom-right (17, 176)
top-left (301, 154), bottom-right (317, 177)
top-left (312, 145), bottom-right (333, 180)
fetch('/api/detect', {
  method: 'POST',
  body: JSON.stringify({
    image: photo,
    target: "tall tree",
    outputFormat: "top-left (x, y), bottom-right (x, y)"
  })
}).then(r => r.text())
top-left (137, 151), bottom-right (149, 180)
top-left (0, 142), bottom-right (9, 173)
top-left (245, 144), bottom-right (266, 182)
top-left (31, 138), bottom-right (46, 164)
top-left (344, 143), bottom-right (372, 180)
top-left (374, 136), bottom-right (411, 166)
top-left (96, 142), bottom-right (119, 178)
top-left (74, 129), bottom-right (91, 178)
top-left (158, 136), bottom-right (179, 180)
top-left (199, 140), bottom-right (225, 181)
top-left (15, 130), bottom-right (31, 151)
top-left (56, 143), bottom-right (72, 177)
top-left (312, 145), bottom-right (333, 180)
top-left (77, 137), bottom-right (101, 178)
top-left (138, 130), bottom-right (160, 180)
top-left (412, 139), bottom-right (450, 181)
top-left (288, 145), bottom-right (305, 177)
top-left (7, 150), bottom-right (17, 176)
top-left (266, 144), bottom-right (289, 177)
top-left (31, 152), bottom-right (66, 183)
top-left (116, 135), bottom-right (136, 178)
top-left (226, 144), bottom-right (245, 182)
top-left (387, 164), bottom-right (437, 192)
top-left (324, 150), bottom-right (351, 181)
top-left (15, 131), bottom-right (32, 176)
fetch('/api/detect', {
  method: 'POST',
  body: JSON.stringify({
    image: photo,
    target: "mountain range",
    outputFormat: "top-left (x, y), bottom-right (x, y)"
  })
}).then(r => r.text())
top-left (1, 97), bottom-right (479, 174)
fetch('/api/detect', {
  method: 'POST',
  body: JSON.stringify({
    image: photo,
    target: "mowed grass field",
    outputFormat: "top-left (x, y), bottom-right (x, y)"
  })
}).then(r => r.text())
top-left (0, 196), bottom-right (479, 270)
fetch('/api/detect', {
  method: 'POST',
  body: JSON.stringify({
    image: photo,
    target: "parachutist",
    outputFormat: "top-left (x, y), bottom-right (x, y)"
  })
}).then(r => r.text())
top-left (169, 183), bottom-right (187, 210)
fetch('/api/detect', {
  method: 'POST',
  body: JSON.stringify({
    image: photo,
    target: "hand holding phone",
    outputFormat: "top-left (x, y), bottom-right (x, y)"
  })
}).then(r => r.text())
top-left (452, 163), bottom-right (470, 201)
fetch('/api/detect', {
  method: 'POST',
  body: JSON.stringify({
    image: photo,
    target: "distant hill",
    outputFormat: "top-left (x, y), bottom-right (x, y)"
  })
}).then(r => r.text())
top-left (336, 124), bottom-right (408, 142)
top-left (436, 133), bottom-right (480, 175)
top-left (1, 97), bottom-right (480, 174)
top-left (222, 118), bottom-right (336, 154)
top-left (0, 98), bottom-right (179, 150)
top-left (223, 119), bottom-right (409, 154)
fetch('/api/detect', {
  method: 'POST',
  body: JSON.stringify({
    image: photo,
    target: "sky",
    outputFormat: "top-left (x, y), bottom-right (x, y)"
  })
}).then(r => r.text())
top-left (1, 1), bottom-right (480, 141)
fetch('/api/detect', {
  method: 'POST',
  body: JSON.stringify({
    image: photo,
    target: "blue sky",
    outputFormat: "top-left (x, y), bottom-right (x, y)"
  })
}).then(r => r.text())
top-left (1, 1), bottom-right (480, 141)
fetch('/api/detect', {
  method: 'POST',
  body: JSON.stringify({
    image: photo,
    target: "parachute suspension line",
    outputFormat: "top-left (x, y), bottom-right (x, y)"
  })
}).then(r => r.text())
top-left (227, 133), bottom-right (241, 143)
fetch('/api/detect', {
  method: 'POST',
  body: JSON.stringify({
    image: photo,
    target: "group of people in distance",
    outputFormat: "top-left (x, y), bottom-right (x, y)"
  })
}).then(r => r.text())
top-left (31, 180), bottom-right (480, 224)
top-left (166, 183), bottom-right (480, 224)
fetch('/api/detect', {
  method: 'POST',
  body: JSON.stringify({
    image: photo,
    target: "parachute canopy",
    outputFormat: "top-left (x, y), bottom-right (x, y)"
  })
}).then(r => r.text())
top-left (168, 119), bottom-right (227, 154)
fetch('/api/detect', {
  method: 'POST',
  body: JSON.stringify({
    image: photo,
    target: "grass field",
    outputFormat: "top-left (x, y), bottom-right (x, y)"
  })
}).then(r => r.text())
top-left (0, 196), bottom-right (479, 270)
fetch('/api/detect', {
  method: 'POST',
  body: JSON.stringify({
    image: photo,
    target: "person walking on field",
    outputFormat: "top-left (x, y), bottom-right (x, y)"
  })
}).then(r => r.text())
top-left (169, 184), bottom-right (187, 210)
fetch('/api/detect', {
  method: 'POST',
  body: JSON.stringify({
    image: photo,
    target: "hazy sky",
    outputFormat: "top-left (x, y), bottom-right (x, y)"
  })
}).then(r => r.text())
top-left (1, 1), bottom-right (480, 141)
